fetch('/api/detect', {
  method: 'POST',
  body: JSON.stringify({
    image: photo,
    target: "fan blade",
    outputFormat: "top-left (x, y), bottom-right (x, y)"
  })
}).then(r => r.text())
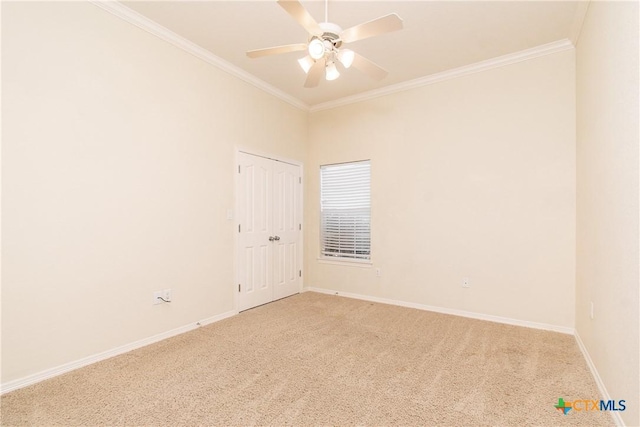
top-left (340, 13), bottom-right (403, 44)
top-left (304, 59), bottom-right (324, 88)
top-left (352, 53), bottom-right (388, 81)
top-left (277, 0), bottom-right (323, 36)
top-left (246, 43), bottom-right (307, 59)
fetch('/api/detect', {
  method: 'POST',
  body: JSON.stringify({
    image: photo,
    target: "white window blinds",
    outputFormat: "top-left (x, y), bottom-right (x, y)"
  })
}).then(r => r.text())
top-left (320, 160), bottom-right (371, 261)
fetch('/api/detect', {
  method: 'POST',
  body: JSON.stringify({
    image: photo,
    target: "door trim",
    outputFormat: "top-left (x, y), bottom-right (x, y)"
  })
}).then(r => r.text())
top-left (234, 147), bottom-right (304, 312)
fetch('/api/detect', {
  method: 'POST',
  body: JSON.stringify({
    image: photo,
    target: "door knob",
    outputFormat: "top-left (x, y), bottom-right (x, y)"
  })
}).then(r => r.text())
top-left (274, 236), bottom-right (280, 241)
top-left (268, 236), bottom-right (275, 241)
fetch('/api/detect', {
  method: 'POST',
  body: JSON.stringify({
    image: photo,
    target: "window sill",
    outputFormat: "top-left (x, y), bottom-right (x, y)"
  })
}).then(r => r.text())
top-left (317, 258), bottom-right (373, 268)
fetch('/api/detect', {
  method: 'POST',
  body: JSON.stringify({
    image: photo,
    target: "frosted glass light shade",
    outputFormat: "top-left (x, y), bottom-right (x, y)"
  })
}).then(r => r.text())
top-left (298, 56), bottom-right (314, 74)
top-left (338, 49), bottom-right (355, 68)
top-left (308, 39), bottom-right (325, 60)
top-left (326, 62), bottom-right (340, 81)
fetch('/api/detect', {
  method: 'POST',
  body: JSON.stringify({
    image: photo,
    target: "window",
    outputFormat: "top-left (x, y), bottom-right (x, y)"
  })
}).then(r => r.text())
top-left (320, 160), bottom-right (371, 261)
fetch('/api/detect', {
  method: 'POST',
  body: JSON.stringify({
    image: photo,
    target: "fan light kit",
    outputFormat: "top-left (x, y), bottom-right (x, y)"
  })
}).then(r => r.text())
top-left (246, 0), bottom-right (404, 88)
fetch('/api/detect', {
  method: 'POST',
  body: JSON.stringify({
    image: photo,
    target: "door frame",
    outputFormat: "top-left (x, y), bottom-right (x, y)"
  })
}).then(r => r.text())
top-left (234, 147), bottom-right (304, 312)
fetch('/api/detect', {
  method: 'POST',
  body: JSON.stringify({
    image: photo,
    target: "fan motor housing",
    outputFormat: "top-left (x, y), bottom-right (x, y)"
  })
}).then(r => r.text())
top-left (318, 22), bottom-right (343, 48)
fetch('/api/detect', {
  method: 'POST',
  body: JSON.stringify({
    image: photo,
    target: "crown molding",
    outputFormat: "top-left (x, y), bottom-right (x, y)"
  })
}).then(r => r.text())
top-left (570, 1), bottom-right (591, 46)
top-left (89, 0), bottom-right (309, 112)
top-left (310, 38), bottom-right (574, 113)
top-left (87, 1), bottom-right (575, 115)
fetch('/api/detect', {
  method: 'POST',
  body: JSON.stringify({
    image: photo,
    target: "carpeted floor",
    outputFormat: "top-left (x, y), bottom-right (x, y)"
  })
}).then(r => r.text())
top-left (1, 292), bottom-right (612, 426)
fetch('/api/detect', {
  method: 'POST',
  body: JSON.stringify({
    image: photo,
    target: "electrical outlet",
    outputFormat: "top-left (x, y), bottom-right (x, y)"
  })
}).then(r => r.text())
top-left (462, 278), bottom-right (470, 288)
top-left (153, 289), bottom-right (172, 305)
top-left (153, 291), bottom-right (163, 305)
top-left (376, 268), bottom-right (382, 277)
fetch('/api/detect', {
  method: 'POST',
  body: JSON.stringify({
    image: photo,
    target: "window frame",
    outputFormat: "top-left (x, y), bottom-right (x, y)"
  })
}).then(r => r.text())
top-left (319, 160), bottom-right (372, 265)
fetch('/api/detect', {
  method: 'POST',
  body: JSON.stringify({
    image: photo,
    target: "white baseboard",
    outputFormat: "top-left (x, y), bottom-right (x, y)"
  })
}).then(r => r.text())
top-left (574, 331), bottom-right (625, 427)
top-left (0, 310), bottom-right (237, 395)
top-left (305, 287), bottom-right (574, 334)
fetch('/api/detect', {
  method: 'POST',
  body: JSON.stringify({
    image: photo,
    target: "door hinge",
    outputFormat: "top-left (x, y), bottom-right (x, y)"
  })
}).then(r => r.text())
top-left (238, 284), bottom-right (241, 292)
top-left (299, 270), bottom-right (302, 277)
top-left (299, 224), bottom-right (302, 231)
top-left (299, 177), bottom-right (301, 184)
top-left (238, 224), bottom-right (241, 233)
top-left (238, 165), bottom-right (241, 173)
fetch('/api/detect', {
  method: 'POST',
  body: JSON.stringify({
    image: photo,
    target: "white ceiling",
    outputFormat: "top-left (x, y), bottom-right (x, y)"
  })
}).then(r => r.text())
top-left (121, 1), bottom-right (584, 107)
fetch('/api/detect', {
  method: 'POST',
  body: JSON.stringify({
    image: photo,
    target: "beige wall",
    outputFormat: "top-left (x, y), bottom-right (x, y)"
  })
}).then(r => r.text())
top-left (575, 2), bottom-right (639, 425)
top-left (306, 50), bottom-right (577, 329)
top-left (4, 5), bottom-right (637, 421)
top-left (1, 2), bottom-right (306, 383)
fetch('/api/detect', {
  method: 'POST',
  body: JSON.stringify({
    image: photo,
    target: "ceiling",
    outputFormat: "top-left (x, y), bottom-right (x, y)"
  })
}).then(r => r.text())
top-left (121, 1), bottom-right (584, 108)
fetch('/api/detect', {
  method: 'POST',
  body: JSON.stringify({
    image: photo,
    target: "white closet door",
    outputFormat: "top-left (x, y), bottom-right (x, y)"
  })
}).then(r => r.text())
top-left (272, 160), bottom-right (301, 301)
top-left (237, 152), bottom-right (273, 312)
top-left (237, 152), bottom-right (302, 311)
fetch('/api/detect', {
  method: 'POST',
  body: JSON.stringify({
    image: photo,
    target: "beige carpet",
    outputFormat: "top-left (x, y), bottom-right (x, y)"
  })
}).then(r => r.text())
top-left (1, 292), bottom-right (612, 426)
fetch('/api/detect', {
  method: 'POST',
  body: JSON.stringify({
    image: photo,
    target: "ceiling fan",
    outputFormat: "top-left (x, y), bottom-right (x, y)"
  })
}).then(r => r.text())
top-left (246, 0), bottom-right (403, 88)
